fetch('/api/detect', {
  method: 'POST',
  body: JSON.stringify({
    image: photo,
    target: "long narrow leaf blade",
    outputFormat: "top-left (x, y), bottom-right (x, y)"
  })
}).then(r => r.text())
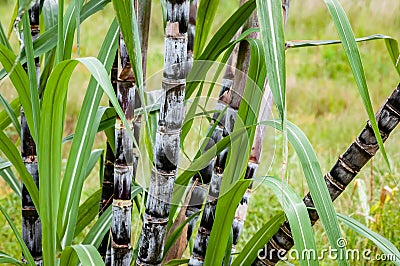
top-left (258, 177), bottom-right (319, 266)
top-left (323, 0), bottom-right (389, 169)
top-left (337, 213), bottom-right (400, 265)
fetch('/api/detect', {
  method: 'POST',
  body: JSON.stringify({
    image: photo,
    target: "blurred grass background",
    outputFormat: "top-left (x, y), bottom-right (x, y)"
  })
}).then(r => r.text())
top-left (0, 0), bottom-right (399, 265)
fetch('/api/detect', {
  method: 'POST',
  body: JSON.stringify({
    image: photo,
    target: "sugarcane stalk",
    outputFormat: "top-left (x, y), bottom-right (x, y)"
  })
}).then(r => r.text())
top-left (189, 10), bottom-right (259, 266)
top-left (111, 33), bottom-right (136, 265)
top-left (98, 51), bottom-right (118, 265)
top-left (136, 1), bottom-right (190, 265)
top-left (21, 1), bottom-right (42, 264)
top-left (254, 83), bottom-right (400, 266)
top-left (232, 0), bottom-right (290, 254)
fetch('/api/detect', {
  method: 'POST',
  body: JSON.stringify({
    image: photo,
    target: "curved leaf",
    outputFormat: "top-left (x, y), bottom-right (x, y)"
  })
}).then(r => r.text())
top-left (57, 20), bottom-right (118, 248)
top-left (0, 131), bottom-right (38, 209)
top-left (82, 206), bottom-right (112, 247)
top-left (0, 93), bottom-right (20, 135)
top-left (258, 177), bottom-right (318, 266)
top-left (323, 0), bottom-right (389, 169)
top-left (232, 212), bottom-right (285, 266)
top-left (74, 189), bottom-right (102, 238)
top-left (0, 98), bottom-right (20, 131)
top-left (0, 158), bottom-right (21, 198)
top-left (337, 213), bottom-right (400, 265)
top-left (193, 0), bottom-right (220, 57)
top-left (60, 244), bottom-right (104, 266)
top-left (0, 251), bottom-right (23, 265)
top-left (266, 119), bottom-right (348, 265)
top-left (0, 45), bottom-right (33, 139)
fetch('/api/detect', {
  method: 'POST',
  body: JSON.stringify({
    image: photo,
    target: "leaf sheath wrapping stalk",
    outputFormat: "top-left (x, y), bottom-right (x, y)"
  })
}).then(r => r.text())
top-left (111, 33), bottom-right (136, 264)
top-left (254, 83), bottom-right (400, 265)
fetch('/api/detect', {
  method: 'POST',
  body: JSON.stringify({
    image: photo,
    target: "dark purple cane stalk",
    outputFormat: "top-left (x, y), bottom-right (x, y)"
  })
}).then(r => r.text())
top-left (110, 34), bottom-right (136, 265)
top-left (136, 1), bottom-right (190, 265)
top-left (254, 83), bottom-right (400, 265)
top-left (21, 1), bottom-right (42, 264)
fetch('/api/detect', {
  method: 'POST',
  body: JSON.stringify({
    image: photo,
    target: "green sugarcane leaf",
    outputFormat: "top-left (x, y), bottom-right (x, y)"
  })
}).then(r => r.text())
top-left (58, 20), bottom-right (118, 248)
top-left (0, 93), bottom-right (20, 135)
top-left (0, 131), bottom-right (38, 209)
top-left (232, 212), bottom-right (285, 266)
top-left (62, 0), bottom-right (84, 61)
top-left (221, 38), bottom-right (266, 192)
top-left (160, 0), bottom-right (167, 29)
top-left (74, 189), bottom-right (102, 238)
top-left (6, 2), bottom-right (18, 39)
top-left (193, 0), bottom-right (220, 57)
top-left (75, 0), bottom-right (81, 56)
top-left (0, 98), bottom-right (20, 131)
top-left (55, 0), bottom-right (64, 64)
top-left (0, 160), bottom-right (12, 170)
top-left (0, 158), bottom-right (22, 198)
top-left (60, 245), bottom-right (104, 266)
top-left (62, 106), bottom-right (116, 144)
top-left (0, 251), bottom-right (23, 265)
top-left (111, 0), bottom-right (143, 96)
top-left (204, 180), bottom-right (251, 265)
top-left (186, 0), bottom-right (257, 99)
top-left (256, 0), bottom-right (286, 121)
top-left (0, 45), bottom-right (33, 140)
top-left (82, 206), bottom-right (112, 247)
top-left (175, 126), bottom-right (248, 187)
top-left (224, 228), bottom-right (233, 266)
top-left (22, 12), bottom-right (40, 143)
top-left (0, 0), bottom-right (112, 81)
top-left (337, 213), bottom-right (400, 265)
top-left (0, 21), bottom-right (12, 51)
top-left (42, 0), bottom-right (58, 30)
top-left (163, 258), bottom-right (190, 266)
top-left (385, 39), bottom-right (400, 76)
top-left (266, 119), bottom-right (348, 265)
top-left (180, 82), bottom-right (203, 149)
top-left (84, 149), bottom-right (104, 180)
top-left (256, 0), bottom-right (288, 189)
top-left (0, 204), bottom-right (35, 265)
top-left (39, 60), bottom-right (75, 266)
top-left (41, 54), bottom-right (137, 263)
top-left (260, 177), bottom-right (319, 266)
top-left (323, 0), bottom-right (389, 170)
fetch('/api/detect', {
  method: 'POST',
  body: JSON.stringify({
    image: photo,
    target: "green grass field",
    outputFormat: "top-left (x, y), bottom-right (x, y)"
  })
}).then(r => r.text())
top-left (0, 0), bottom-right (399, 264)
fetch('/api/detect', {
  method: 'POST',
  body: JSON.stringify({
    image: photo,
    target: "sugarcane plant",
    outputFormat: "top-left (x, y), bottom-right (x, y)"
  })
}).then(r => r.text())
top-left (0, 0), bottom-right (400, 265)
